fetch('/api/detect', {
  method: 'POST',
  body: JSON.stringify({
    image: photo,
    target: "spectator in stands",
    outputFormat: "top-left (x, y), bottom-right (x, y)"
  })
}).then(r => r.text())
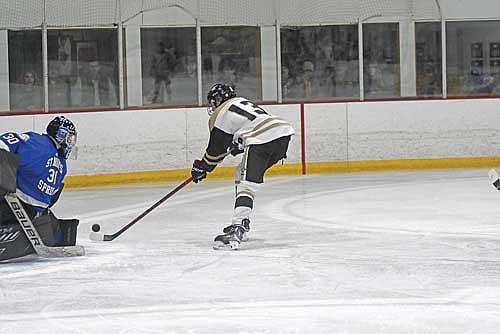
top-left (217, 58), bottom-right (237, 89)
top-left (319, 64), bottom-right (336, 97)
top-left (418, 61), bottom-right (441, 96)
top-left (300, 60), bottom-right (316, 98)
top-left (467, 69), bottom-right (496, 94)
top-left (281, 66), bottom-right (297, 100)
top-left (11, 70), bottom-right (43, 111)
top-left (80, 60), bottom-right (117, 107)
top-left (48, 63), bottom-right (73, 109)
top-left (150, 42), bottom-right (176, 104)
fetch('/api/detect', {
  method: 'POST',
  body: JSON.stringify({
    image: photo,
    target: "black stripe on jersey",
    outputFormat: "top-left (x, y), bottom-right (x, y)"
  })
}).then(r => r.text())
top-left (201, 127), bottom-right (233, 172)
top-left (229, 104), bottom-right (256, 120)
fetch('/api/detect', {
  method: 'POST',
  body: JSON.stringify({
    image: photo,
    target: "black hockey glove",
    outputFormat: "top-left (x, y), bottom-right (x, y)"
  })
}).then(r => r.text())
top-left (191, 159), bottom-right (207, 183)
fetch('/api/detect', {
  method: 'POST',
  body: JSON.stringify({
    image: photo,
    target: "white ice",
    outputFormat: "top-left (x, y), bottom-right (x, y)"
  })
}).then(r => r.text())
top-left (2, 169), bottom-right (500, 333)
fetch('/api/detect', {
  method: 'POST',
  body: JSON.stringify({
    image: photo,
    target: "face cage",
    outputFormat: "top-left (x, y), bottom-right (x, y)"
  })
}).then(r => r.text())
top-left (207, 94), bottom-right (226, 115)
top-left (207, 103), bottom-right (215, 115)
top-left (56, 128), bottom-right (77, 159)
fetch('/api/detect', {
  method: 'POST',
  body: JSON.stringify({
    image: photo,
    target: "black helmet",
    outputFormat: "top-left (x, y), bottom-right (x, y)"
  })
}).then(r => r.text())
top-left (206, 83), bottom-right (236, 114)
top-left (46, 116), bottom-right (77, 160)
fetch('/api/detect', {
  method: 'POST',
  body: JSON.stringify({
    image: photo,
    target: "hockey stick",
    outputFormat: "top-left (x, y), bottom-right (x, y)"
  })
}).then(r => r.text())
top-left (4, 194), bottom-right (85, 258)
top-left (89, 177), bottom-right (193, 242)
top-left (488, 169), bottom-right (500, 190)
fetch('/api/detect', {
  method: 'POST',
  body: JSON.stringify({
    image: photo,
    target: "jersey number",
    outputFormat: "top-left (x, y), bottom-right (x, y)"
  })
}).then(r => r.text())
top-left (2, 133), bottom-right (19, 144)
top-left (47, 169), bottom-right (59, 184)
top-left (228, 100), bottom-right (267, 121)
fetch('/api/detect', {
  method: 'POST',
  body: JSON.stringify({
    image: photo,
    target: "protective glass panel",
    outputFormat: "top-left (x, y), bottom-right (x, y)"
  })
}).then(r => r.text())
top-left (201, 26), bottom-right (261, 102)
top-left (141, 28), bottom-right (197, 106)
top-left (415, 22), bottom-right (442, 97)
top-left (447, 21), bottom-right (500, 97)
top-left (281, 25), bottom-right (359, 101)
top-left (363, 23), bottom-right (400, 99)
top-left (47, 29), bottom-right (118, 110)
top-left (8, 30), bottom-right (43, 112)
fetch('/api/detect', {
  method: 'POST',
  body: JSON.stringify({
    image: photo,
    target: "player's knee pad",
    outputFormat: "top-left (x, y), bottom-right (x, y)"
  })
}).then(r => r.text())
top-left (233, 180), bottom-right (260, 224)
top-left (235, 180), bottom-right (260, 206)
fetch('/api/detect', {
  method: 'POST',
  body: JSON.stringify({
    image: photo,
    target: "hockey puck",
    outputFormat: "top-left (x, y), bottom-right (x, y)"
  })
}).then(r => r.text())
top-left (92, 224), bottom-right (101, 232)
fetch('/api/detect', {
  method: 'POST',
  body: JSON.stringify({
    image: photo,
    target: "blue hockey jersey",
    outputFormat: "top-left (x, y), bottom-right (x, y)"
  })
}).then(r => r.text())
top-left (0, 131), bottom-right (67, 212)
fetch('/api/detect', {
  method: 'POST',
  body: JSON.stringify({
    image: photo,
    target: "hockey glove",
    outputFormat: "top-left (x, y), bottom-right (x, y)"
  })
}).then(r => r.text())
top-left (191, 159), bottom-right (207, 183)
top-left (229, 141), bottom-right (244, 156)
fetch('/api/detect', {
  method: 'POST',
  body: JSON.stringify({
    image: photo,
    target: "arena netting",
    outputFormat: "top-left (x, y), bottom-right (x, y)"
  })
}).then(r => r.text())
top-left (0, 0), bottom-right (443, 29)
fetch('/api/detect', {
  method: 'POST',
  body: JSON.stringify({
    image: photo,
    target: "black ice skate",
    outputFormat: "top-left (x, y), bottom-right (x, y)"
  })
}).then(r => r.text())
top-left (489, 169), bottom-right (500, 190)
top-left (222, 218), bottom-right (250, 242)
top-left (213, 220), bottom-right (250, 250)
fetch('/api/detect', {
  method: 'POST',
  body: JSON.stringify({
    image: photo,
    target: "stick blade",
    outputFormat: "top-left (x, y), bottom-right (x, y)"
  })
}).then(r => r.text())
top-left (39, 245), bottom-right (85, 258)
top-left (89, 231), bottom-right (105, 242)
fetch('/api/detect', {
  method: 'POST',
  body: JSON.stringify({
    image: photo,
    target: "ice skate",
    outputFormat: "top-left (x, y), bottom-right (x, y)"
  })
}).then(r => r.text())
top-left (222, 218), bottom-right (250, 242)
top-left (489, 169), bottom-right (500, 190)
top-left (213, 221), bottom-right (249, 250)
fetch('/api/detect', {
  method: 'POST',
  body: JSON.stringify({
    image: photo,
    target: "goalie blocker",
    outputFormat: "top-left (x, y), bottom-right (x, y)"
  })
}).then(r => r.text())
top-left (0, 149), bottom-right (80, 261)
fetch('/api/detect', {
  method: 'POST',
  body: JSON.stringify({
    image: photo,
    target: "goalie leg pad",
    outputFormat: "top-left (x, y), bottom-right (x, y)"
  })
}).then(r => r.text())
top-left (0, 223), bottom-right (35, 261)
top-left (57, 219), bottom-right (79, 246)
top-left (0, 150), bottom-right (19, 196)
top-left (0, 199), bottom-right (36, 261)
top-left (33, 213), bottom-right (79, 247)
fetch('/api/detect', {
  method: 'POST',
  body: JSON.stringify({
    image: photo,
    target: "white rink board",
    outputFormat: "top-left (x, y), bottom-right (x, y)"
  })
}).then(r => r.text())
top-left (1, 98), bottom-right (500, 176)
top-left (264, 103), bottom-right (302, 163)
top-left (0, 115), bottom-right (33, 134)
top-left (346, 99), bottom-right (500, 161)
top-left (55, 109), bottom-right (190, 175)
top-left (303, 103), bottom-right (348, 163)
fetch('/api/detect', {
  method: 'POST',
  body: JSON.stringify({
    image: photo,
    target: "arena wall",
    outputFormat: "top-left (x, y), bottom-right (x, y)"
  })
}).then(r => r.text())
top-left (2, 97), bottom-right (500, 188)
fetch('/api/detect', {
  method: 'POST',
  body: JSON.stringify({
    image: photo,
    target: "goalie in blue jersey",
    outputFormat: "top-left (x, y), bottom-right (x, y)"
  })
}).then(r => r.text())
top-left (0, 116), bottom-right (80, 261)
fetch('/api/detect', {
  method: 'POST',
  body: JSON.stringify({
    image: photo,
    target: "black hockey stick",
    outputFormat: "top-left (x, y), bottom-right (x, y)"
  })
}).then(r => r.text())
top-left (89, 177), bottom-right (193, 242)
top-left (4, 194), bottom-right (85, 258)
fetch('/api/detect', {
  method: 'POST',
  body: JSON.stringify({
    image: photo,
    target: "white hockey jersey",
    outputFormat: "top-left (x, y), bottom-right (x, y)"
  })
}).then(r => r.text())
top-left (200, 97), bottom-right (295, 171)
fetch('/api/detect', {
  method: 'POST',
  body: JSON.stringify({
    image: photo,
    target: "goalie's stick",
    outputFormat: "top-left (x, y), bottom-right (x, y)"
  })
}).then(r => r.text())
top-left (90, 177), bottom-right (192, 242)
top-left (4, 194), bottom-right (85, 258)
top-left (488, 169), bottom-right (500, 190)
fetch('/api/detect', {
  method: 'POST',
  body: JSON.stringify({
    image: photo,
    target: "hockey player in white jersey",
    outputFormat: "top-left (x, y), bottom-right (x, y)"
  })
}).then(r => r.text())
top-left (191, 83), bottom-right (295, 250)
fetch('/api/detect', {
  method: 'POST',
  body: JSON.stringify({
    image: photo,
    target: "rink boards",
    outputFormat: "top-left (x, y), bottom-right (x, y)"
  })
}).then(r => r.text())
top-left (1, 98), bottom-right (500, 188)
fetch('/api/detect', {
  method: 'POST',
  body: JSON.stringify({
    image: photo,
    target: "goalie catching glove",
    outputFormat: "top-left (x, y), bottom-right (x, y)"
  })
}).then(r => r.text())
top-left (191, 159), bottom-right (207, 183)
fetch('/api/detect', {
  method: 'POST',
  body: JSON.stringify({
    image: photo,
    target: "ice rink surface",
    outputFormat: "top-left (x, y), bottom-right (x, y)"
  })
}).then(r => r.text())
top-left (2, 169), bottom-right (500, 333)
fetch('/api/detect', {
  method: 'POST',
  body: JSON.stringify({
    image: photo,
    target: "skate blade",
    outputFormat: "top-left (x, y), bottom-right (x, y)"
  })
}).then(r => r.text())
top-left (213, 240), bottom-right (240, 250)
top-left (220, 233), bottom-right (249, 242)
